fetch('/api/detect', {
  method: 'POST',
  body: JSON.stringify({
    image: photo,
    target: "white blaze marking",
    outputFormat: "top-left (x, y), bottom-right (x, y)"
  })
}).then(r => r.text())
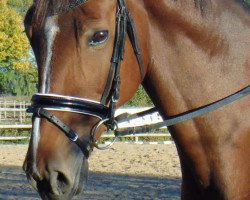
top-left (42, 16), bottom-right (60, 93)
top-left (32, 117), bottom-right (41, 161)
top-left (32, 16), bottom-right (60, 167)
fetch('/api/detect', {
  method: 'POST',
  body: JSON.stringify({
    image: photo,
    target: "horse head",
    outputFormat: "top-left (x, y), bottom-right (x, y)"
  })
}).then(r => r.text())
top-left (23, 0), bottom-right (148, 199)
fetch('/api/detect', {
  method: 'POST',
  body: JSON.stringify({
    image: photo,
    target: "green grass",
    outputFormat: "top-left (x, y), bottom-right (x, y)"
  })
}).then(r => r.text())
top-left (0, 129), bottom-right (31, 137)
top-left (0, 139), bottom-right (29, 145)
top-left (0, 129), bottom-right (30, 144)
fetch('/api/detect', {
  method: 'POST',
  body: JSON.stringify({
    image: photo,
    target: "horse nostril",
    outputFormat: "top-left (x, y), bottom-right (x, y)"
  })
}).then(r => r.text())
top-left (50, 171), bottom-right (71, 195)
top-left (49, 170), bottom-right (72, 196)
top-left (57, 171), bottom-right (71, 193)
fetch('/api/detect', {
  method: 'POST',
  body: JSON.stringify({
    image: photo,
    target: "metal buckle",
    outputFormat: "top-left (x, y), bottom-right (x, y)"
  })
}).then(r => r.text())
top-left (69, 133), bottom-right (79, 142)
top-left (91, 118), bottom-right (118, 150)
top-left (111, 95), bottom-right (119, 103)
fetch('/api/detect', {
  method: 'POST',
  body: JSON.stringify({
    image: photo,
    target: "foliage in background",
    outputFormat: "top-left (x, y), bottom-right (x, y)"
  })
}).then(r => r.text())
top-left (7, 0), bottom-right (32, 17)
top-left (0, 67), bottom-right (37, 96)
top-left (0, 0), bottom-right (30, 71)
top-left (0, 0), bottom-right (37, 96)
top-left (126, 86), bottom-right (153, 107)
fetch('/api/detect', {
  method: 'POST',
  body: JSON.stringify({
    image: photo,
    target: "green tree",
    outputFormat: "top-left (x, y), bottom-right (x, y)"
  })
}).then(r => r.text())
top-left (0, 67), bottom-right (37, 96)
top-left (7, 0), bottom-right (32, 17)
top-left (0, 0), bottom-right (30, 71)
top-left (126, 86), bottom-right (153, 107)
top-left (0, 0), bottom-right (37, 96)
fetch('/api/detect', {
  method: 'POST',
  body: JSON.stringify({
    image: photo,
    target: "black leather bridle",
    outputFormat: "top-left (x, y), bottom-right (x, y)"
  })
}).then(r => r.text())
top-left (27, 0), bottom-right (250, 158)
top-left (27, 0), bottom-right (144, 157)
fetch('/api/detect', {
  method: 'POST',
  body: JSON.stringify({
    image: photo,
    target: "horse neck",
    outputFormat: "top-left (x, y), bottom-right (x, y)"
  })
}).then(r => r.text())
top-left (141, 0), bottom-right (250, 116)
top-left (139, 2), bottom-right (250, 195)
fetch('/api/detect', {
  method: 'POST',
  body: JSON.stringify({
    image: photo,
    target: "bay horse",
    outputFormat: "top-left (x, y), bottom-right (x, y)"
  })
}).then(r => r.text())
top-left (23, 0), bottom-right (250, 199)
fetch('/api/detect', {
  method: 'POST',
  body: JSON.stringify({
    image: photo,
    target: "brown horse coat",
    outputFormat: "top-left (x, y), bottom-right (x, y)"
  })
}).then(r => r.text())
top-left (23, 0), bottom-right (250, 199)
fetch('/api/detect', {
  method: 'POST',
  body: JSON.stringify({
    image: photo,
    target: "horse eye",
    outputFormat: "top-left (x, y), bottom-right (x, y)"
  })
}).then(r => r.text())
top-left (89, 30), bottom-right (109, 46)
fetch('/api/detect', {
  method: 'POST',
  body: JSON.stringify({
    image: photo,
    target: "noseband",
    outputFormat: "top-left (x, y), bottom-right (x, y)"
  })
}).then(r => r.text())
top-left (27, 0), bottom-right (144, 157)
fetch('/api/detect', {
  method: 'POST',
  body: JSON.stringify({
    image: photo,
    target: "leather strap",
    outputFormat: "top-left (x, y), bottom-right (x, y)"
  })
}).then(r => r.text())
top-left (29, 94), bottom-right (109, 119)
top-left (115, 107), bottom-right (158, 123)
top-left (35, 108), bottom-right (92, 158)
top-left (100, 0), bottom-right (144, 105)
top-left (115, 86), bottom-right (250, 136)
top-left (126, 10), bottom-right (144, 78)
top-left (100, 4), bottom-right (126, 105)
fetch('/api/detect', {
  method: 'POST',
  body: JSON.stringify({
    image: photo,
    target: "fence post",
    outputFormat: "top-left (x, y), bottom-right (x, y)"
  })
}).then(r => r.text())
top-left (14, 100), bottom-right (16, 119)
top-left (19, 101), bottom-right (23, 124)
top-left (4, 100), bottom-right (7, 119)
top-left (24, 101), bottom-right (26, 123)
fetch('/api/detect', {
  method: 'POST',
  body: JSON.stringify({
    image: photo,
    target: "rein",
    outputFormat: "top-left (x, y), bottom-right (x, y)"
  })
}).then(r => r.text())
top-left (114, 86), bottom-right (250, 136)
top-left (27, 0), bottom-right (250, 156)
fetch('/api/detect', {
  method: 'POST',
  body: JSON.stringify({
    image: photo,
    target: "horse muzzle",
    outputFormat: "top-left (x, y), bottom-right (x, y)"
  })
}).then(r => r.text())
top-left (23, 155), bottom-right (89, 200)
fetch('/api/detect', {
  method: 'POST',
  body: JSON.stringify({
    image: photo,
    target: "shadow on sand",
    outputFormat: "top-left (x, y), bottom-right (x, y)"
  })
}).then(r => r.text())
top-left (0, 165), bottom-right (181, 200)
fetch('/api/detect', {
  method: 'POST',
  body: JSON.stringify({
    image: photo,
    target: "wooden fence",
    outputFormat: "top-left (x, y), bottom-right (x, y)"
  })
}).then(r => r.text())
top-left (0, 100), bottom-right (31, 125)
top-left (0, 99), bottom-right (170, 142)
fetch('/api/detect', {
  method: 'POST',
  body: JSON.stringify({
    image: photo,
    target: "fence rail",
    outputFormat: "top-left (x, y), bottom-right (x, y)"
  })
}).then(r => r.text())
top-left (0, 132), bottom-right (171, 142)
top-left (0, 99), bottom-right (170, 142)
top-left (0, 99), bottom-right (31, 124)
top-left (0, 124), bottom-right (32, 129)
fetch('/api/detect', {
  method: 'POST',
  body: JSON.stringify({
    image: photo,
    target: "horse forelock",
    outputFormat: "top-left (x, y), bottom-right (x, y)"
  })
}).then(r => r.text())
top-left (32, 0), bottom-right (50, 24)
top-left (193, 0), bottom-right (212, 13)
top-left (33, 0), bottom-right (88, 21)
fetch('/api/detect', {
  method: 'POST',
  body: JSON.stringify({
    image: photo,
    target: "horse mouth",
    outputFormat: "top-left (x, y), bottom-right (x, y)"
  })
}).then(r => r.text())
top-left (24, 158), bottom-right (89, 200)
